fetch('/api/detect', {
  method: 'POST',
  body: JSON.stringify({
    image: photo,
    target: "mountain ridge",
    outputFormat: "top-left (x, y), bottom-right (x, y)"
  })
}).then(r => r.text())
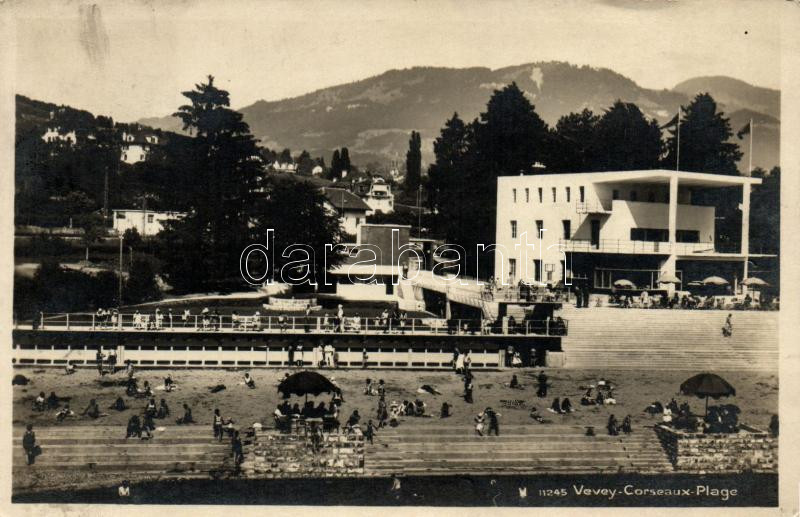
top-left (110, 61), bottom-right (785, 172)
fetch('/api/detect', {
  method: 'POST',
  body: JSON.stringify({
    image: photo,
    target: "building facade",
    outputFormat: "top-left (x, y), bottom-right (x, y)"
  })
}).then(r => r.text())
top-left (494, 170), bottom-right (765, 292)
top-left (112, 209), bottom-right (185, 237)
top-left (320, 187), bottom-right (371, 236)
top-left (353, 177), bottom-right (394, 214)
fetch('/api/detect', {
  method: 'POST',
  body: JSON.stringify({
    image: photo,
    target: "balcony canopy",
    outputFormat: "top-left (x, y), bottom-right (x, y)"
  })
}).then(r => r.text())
top-left (586, 169), bottom-right (761, 188)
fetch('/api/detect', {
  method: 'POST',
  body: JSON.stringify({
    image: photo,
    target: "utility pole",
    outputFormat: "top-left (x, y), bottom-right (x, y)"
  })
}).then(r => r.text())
top-left (118, 235), bottom-right (124, 308)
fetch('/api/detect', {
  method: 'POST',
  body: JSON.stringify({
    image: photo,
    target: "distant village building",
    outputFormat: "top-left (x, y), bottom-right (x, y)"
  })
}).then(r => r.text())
top-left (112, 209), bottom-right (184, 237)
top-left (41, 127), bottom-right (77, 145)
top-left (320, 187), bottom-right (371, 236)
top-left (271, 161), bottom-right (298, 173)
top-left (120, 129), bottom-right (160, 164)
top-left (353, 176), bottom-right (394, 214)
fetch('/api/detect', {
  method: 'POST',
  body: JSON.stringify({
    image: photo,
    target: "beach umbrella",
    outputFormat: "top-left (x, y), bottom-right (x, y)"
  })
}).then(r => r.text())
top-left (741, 277), bottom-right (769, 287)
top-left (680, 373), bottom-right (736, 416)
top-left (702, 276), bottom-right (729, 286)
top-left (613, 279), bottom-right (635, 288)
top-left (657, 273), bottom-right (681, 284)
top-left (686, 281), bottom-right (703, 287)
top-left (278, 371), bottom-right (340, 400)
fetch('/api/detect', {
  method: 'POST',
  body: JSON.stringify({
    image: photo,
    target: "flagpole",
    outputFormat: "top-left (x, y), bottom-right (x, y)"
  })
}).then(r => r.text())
top-left (748, 118), bottom-right (753, 175)
top-left (676, 110), bottom-right (681, 172)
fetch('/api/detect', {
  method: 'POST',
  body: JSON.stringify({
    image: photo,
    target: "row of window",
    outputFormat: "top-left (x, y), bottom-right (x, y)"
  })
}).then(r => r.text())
top-left (506, 258), bottom-right (555, 282)
top-left (612, 189), bottom-right (660, 202)
top-left (512, 186), bottom-right (585, 204)
top-left (510, 219), bottom-right (571, 240)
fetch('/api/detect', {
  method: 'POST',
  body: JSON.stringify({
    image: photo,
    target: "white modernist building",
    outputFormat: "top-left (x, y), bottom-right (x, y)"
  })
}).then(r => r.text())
top-left (112, 209), bottom-right (185, 237)
top-left (494, 169), bottom-right (767, 292)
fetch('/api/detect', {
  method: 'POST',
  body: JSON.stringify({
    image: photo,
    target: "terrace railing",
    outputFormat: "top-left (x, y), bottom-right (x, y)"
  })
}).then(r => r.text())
top-left (28, 312), bottom-right (567, 337)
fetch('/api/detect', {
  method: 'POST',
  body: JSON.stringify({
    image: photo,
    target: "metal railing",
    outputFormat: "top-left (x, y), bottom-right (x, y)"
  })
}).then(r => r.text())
top-left (28, 312), bottom-right (568, 337)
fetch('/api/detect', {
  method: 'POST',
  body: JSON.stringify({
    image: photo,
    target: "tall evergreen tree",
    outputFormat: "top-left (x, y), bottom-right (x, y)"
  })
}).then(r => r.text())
top-left (427, 113), bottom-right (471, 214)
top-left (159, 75), bottom-right (263, 291)
top-left (663, 93), bottom-right (742, 175)
top-left (550, 109), bottom-right (600, 173)
top-left (405, 131), bottom-right (422, 194)
top-left (330, 149), bottom-right (341, 179)
top-left (340, 147), bottom-right (351, 176)
top-left (593, 100), bottom-right (662, 171)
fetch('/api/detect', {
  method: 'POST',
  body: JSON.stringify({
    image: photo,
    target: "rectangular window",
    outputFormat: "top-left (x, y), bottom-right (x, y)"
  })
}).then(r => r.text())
top-left (525, 188), bottom-right (529, 203)
top-left (508, 258), bottom-right (517, 279)
top-left (566, 187), bottom-right (571, 203)
top-left (579, 186), bottom-right (585, 203)
top-left (511, 220), bottom-right (517, 239)
top-left (538, 188), bottom-right (543, 203)
top-left (533, 259), bottom-right (542, 283)
top-left (562, 220), bottom-right (571, 239)
top-left (512, 188), bottom-right (517, 203)
top-left (630, 191), bottom-right (638, 202)
top-left (535, 220), bottom-right (544, 239)
top-left (116, 213), bottom-right (126, 219)
top-left (630, 228), bottom-right (669, 242)
top-left (147, 214), bottom-right (154, 223)
top-left (552, 187), bottom-right (557, 203)
top-left (676, 230), bottom-right (700, 243)
top-left (612, 189), bottom-right (619, 200)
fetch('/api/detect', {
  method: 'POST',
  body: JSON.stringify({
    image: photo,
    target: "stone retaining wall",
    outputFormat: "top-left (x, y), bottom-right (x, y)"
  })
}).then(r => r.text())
top-left (241, 429), bottom-right (365, 478)
top-left (655, 424), bottom-right (777, 474)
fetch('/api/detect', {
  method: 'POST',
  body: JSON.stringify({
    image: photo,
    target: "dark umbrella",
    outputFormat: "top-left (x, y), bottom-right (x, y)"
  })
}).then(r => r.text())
top-left (679, 373), bottom-right (736, 416)
top-left (278, 371), bottom-right (340, 401)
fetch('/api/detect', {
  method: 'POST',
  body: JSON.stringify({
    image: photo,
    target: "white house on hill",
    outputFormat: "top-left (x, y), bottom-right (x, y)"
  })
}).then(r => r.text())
top-left (112, 209), bottom-right (185, 237)
top-left (320, 187), bottom-right (371, 236)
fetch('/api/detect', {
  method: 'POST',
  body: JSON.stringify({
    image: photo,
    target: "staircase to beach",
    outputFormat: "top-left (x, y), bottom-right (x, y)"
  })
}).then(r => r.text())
top-left (364, 423), bottom-right (672, 476)
top-left (12, 425), bottom-right (232, 477)
top-left (558, 308), bottom-right (778, 371)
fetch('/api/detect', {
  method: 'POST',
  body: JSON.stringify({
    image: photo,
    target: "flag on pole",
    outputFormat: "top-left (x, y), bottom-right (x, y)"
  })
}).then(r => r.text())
top-left (737, 121), bottom-right (752, 139)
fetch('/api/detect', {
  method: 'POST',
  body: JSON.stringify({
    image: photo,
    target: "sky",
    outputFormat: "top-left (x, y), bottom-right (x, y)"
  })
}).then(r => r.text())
top-left (8, 0), bottom-right (783, 122)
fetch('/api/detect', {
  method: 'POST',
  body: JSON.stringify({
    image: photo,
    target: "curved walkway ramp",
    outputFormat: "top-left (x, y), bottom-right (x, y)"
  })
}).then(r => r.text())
top-left (559, 308), bottom-right (778, 371)
top-left (12, 425), bottom-right (232, 477)
top-left (365, 423), bottom-right (672, 476)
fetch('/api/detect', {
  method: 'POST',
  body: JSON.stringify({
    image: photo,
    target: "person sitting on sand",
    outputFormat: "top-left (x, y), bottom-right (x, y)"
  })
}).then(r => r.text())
top-left (662, 407), bottom-right (673, 424)
top-left (509, 374), bottom-right (523, 389)
top-left (82, 399), bottom-right (102, 419)
top-left (560, 398), bottom-right (573, 413)
top-left (46, 391), bottom-right (60, 410)
top-left (607, 414), bottom-right (619, 436)
top-left (56, 404), bottom-right (74, 422)
top-left (145, 398), bottom-right (157, 418)
top-left (243, 372), bottom-right (256, 389)
top-left (34, 392), bottom-right (46, 411)
top-left (64, 361), bottom-right (76, 375)
top-left (126, 415), bottom-right (142, 438)
top-left (548, 397), bottom-right (563, 414)
top-left (413, 399), bottom-right (426, 417)
top-left (176, 403), bottom-right (194, 424)
top-left (138, 381), bottom-right (153, 398)
top-left (440, 402), bottom-right (451, 419)
top-left (581, 389), bottom-right (596, 406)
top-left (142, 413), bottom-right (155, 436)
top-left (595, 390), bottom-right (605, 405)
top-left (529, 406), bottom-right (546, 423)
top-left (621, 415), bottom-right (632, 434)
top-left (110, 397), bottom-right (127, 411)
top-left (604, 388), bottom-right (617, 405)
top-left (364, 378), bottom-right (376, 396)
top-left (164, 375), bottom-right (175, 392)
top-left (667, 398), bottom-right (679, 414)
top-left (474, 411), bottom-right (486, 436)
top-left (644, 401), bottom-right (663, 415)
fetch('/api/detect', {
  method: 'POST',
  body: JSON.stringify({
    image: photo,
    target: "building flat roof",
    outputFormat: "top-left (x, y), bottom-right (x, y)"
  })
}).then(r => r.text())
top-left (499, 169), bottom-right (761, 188)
